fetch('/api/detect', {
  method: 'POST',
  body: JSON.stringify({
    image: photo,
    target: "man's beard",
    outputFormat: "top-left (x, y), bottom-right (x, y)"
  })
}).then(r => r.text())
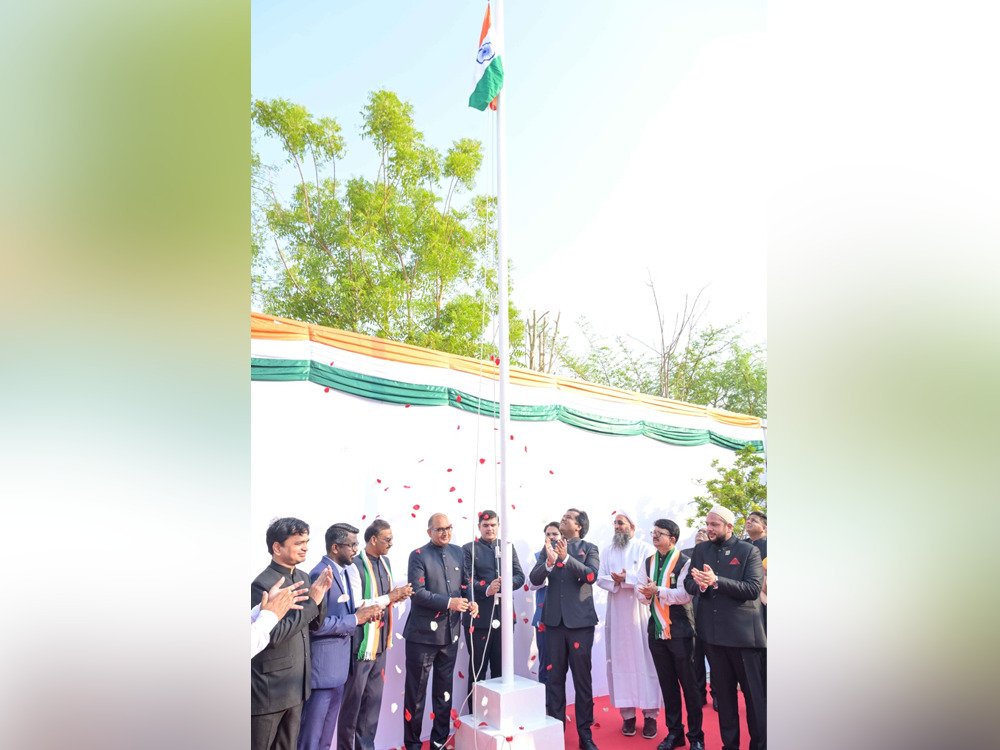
top-left (710, 531), bottom-right (725, 545)
top-left (613, 531), bottom-right (632, 548)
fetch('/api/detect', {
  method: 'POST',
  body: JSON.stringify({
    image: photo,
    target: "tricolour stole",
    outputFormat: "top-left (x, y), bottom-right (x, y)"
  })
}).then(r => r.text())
top-left (356, 550), bottom-right (393, 660)
top-left (648, 548), bottom-right (680, 640)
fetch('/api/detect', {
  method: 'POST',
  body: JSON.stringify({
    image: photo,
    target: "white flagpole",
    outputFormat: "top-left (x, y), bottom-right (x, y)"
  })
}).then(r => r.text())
top-left (493, 0), bottom-right (514, 686)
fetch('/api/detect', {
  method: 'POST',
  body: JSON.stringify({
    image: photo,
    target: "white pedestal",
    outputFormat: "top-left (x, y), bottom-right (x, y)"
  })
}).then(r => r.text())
top-left (455, 675), bottom-right (564, 750)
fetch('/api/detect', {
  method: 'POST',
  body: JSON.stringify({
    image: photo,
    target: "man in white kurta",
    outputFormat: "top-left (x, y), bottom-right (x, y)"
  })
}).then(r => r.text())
top-left (597, 510), bottom-right (662, 739)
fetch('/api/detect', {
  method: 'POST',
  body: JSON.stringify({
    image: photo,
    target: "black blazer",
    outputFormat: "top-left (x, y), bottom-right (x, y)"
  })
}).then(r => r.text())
top-left (403, 542), bottom-right (466, 646)
top-left (682, 534), bottom-right (765, 649)
top-left (462, 538), bottom-right (525, 629)
top-left (528, 537), bottom-right (600, 629)
top-left (251, 560), bottom-right (326, 714)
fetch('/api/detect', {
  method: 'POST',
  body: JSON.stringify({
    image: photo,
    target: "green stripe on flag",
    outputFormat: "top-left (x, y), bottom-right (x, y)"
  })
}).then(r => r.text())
top-left (251, 356), bottom-right (763, 453)
top-left (469, 57), bottom-right (504, 110)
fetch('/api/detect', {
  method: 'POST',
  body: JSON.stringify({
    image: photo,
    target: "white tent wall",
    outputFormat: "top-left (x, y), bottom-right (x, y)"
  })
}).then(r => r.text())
top-left (251, 365), bottom-right (752, 750)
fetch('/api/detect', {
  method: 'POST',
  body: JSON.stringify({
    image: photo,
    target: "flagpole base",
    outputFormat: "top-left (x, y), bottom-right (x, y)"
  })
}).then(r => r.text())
top-left (455, 676), bottom-right (563, 750)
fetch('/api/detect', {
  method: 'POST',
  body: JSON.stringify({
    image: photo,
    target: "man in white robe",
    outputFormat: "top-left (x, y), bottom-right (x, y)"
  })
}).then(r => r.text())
top-left (597, 510), bottom-right (662, 739)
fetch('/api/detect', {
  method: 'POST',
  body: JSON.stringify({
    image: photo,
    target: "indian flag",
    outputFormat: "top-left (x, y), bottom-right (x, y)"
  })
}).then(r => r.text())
top-left (469, 4), bottom-right (504, 111)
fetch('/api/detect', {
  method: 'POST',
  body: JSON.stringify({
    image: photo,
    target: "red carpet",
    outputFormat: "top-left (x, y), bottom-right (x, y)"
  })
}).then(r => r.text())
top-left (422, 688), bottom-right (751, 750)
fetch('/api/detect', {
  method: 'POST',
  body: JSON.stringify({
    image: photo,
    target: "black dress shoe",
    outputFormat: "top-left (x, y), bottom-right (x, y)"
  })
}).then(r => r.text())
top-left (579, 741), bottom-right (600, 750)
top-left (689, 742), bottom-right (705, 750)
top-left (656, 735), bottom-right (686, 750)
top-left (642, 717), bottom-right (658, 739)
top-left (622, 717), bottom-right (636, 736)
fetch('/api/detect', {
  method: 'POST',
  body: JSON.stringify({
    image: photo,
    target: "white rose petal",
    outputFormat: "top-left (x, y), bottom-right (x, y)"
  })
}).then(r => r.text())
top-left (481, 696), bottom-right (488, 707)
top-left (430, 621), bottom-right (438, 631)
top-left (337, 594), bottom-right (350, 603)
top-left (391, 703), bottom-right (398, 714)
top-left (444, 691), bottom-right (450, 702)
top-left (491, 619), bottom-right (501, 629)
top-left (396, 665), bottom-right (402, 674)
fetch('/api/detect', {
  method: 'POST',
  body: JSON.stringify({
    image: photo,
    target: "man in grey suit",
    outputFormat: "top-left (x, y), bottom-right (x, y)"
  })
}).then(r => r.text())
top-left (252, 517), bottom-right (334, 750)
top-left (297, 523), bottom-right (383, 750)
top-left (529, 508), bottom-right (601, 750)
top-left (402, 513), bottom-right (478, 750)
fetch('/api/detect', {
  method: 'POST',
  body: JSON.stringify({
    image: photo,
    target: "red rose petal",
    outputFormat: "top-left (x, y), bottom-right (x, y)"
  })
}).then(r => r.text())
top-left (549, 470), bottom-right (554, 474)
top-left (538, 623), bottom-right (545, 632)
top-left (404, 485), bottom-right (411, 489)
top-left (454, 720), bottom-right (462, 729)
top-left (479, 458), bottom-right (485, 464)
top-left (330, 361), bottom-right (334, 365)
top-left (479, 580), bottom-right (485, 586)
top-left (451, 709), bottom-right (458, 720)
top-left (524, 446), bottom-right (527, 452)
top-left (457, 425), bottom-right (460, 429)
top-left (574, 641), bottom-right (580, 648)
top-left (459, 671), bottom-right (465, 679)
top-left (413, 504), bottom-right (420, 510)
top-left (419, 577), bottom-right (424, 582)
top-left (430, 712), bottom-right (435, 720)
top-left (447, 468), bottom-right (453, 472)
top-left (523, 617), bottom-right (529, 623)
top-left (411, 513), bottom-right (416, 518)
top-left (510, 435), bottom-right (514, 440)
top-left (376, 479), bottom-right (381, 483)
top-left (461, 584), bottom-right (467, 589)
top-left (611, 509), bottom-right (617, 515)
top-left (505, 737), bottom-right (513, 743)
top-left (519, 726), bottom-right (524, 730)
top-left (586, 573), bottom-right (595, 582)
top-left (405, 404), bottom-right (411, 408)
top-left (457, 498), bottom-right (463, 503)
top-left (416, 548), bottom-right (421, 554)
top-left (530, 654), bottom-right (536, 661)
top-left (324, 387), bottom-right (330, 393)
top-left (523, 584), bottom-right (529, 591)
top-left (362, 515), bottom-right (366, 520)
top-left (478, 722), bottom-right (487, 727)
top-left (404, 708), bottom-right (412, 721)
top-left (546, 664), bottom-right (552, 670)
top-left (511, 505), bottom-right (516, 510)
top-left (449, 486), bottom-right (456, 492)
top-left (556, 562), bottom-right (563, 567)
top-left (456, 395), bottom-right (462, 402)
top-left (385, 487), bottom-right (389, 492)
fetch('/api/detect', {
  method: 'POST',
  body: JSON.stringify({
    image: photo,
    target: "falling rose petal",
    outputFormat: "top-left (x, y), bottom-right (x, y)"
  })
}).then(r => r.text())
top-left (324, 387), bottom-right (330, 393)
top-left (453, 720), bottom-right (462, 729)
top-left (457, 498), bottom-right (463, 503)
top-left (479, 580), bottom-right (486, 586)
top-left (468, 625), bottom-right (474, 634)
top-left (546, 664), bottom-right (552, 670)
top-left (337, 594), bottom-right (350, 603)
top-left (461, 584), bottom-right (467, 590)
top-left (457, 425), bottom-right (460, 430)
top-left (524, 446), bottom-right (527, 453)
top-left (395, 664), bottom-right (402, 674)
top-left (404, 708), bottom-right (412, 721)
top-left (456, 395), bottom-right (462, 402)
top-left (594, 723), bottom-right (601, 729)
top-left (419, 577), bottom-right (425, 583)
top-left (611, 510), bottom-right (617, 515)
top-left (447, 468), bottom-right (453, 472)
top-left (523, 584), bottom-right (529, 591)
top-left (391, 703), bottom-right (398, 714)
top-left (418, 458), bottom-right (424, 463)
top-left (362, 515), bottom-right (367, 520)
top-left (505, 737), bottom-right (513, 743)
top-left (458, 671), bottom-right (465, 679)
top-left (449, 487), bottom-right (456, 492)
top-left (481, 696), bottom-right (488, 707)
top-left (395, 632), bottom-right (404, 640)
top-left (491, 619), bottom-right (501, 629)
top-left (479, 458), bottom-right (485, 464)
top-left (413, 504), bottom-right (420, 510)
top-left (549, 470), bottom-right (554, 475)
top-left (523, 618), bottom-right (529, 624)
top-left (451, 709), bottom-right (458, 720)
top-left (405, 404), bottom-right (411, 408)
top-left (556, 562), bottom-right (563, 568)
top-left (384, 487), bottom-right (389, 492)
top-left (530, 654), bottom-right (536, 661)
top-left (404, 486), bottom-right (411, 489)
top-left (586, 573), bottom-right (595, 582)
top-left (519, 726), bottom-right (524, 731)
top-left (377, 479), bottom-right (381, 483)
top-left (330, 361), bottom-right (335, 365)
top-left (478, 723), bottom-right (487, 728)
top-left (430, 713), bottom-right (435, 720)
top-left (511, 505), bottom-right (516, 510)
top-left (574, 642), bottom-right (580, 649)
top-left (416, 548), bottom-right (421, 553)
top-left (376, 514), bottom-right (380, 518)
top-left (429, 621), bottom-right (438, 631)
top-left (510, 435), bottom-right (514, 440)
top-left (453, 635), bottom-right (459, 643)
top-left (411, 513), bottom-right (416, 518)
top-left (538, 623), bottom-right (545, 632)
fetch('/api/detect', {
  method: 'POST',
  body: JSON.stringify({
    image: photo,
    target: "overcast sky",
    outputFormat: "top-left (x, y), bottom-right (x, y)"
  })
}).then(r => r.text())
top-left (252, 0), bottom-right (767, 353)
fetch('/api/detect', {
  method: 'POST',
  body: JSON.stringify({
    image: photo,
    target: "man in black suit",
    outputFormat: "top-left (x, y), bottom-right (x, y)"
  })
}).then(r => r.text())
top-left (252, 517), bottom-right (334, 750)
top-left (529, 508), bottom-right (601, 750)
top-left (680, 527), bottom-right (714, 711)
top-left (462, 509), bottom-right (525, 708)
top-left (684, 505), bottom-right (766, 750)
top-left (402, 513), bottom-right (478, 750)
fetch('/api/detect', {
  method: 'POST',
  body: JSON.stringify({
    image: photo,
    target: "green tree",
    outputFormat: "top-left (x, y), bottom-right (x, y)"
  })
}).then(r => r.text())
top-left (686, 445), bottom-right (767, 536)
top-left (251, 91), bottom-right (522, 360)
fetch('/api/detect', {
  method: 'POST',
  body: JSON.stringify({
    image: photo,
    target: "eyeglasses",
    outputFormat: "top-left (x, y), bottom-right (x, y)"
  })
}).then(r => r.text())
top-left (336, 542), bottom-right (360, 550)
top-left (650, 531), bottom-right (674, 540)
top-left (432, 525), bottom-right (454, 533)
top-left (376, 537), bottom-right (393, 545)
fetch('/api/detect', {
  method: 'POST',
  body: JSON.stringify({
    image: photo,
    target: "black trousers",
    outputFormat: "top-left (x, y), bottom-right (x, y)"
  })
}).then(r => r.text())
top-left (252, 702), bottom-right (304, 750)
top-left (403, 639), bottom-right (459, 750)
top-left (336, 649), bottom-right (387, 750)
top-left (703, 643), bottom-right (766, 750)
top-left (690, 635), bottom-right (714, 702)
top-left (544, 624), bottom-right (595, 743)
top-left (465, 623), bottom-right (502, 711)
top-left (647, 635), bottom-right (704, 742)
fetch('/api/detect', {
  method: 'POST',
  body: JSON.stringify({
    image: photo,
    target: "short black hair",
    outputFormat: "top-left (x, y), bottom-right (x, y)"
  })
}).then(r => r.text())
top-left (266, 517), bottom-right (309, 555)
top-left (568, 507), bottom-right (590, 538)
top-left (544, 521), bottom-right (560, 532)
top-left (653, 518), bottom-right (679, 540)
top-left (365, 518), bottom-right (391, 543)
top-left (748, 510), bottom-right (767, 526)
top-left (478, 509), bottom-right (498, 524)
top-left (326, 522), bottom-right (360, 551)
